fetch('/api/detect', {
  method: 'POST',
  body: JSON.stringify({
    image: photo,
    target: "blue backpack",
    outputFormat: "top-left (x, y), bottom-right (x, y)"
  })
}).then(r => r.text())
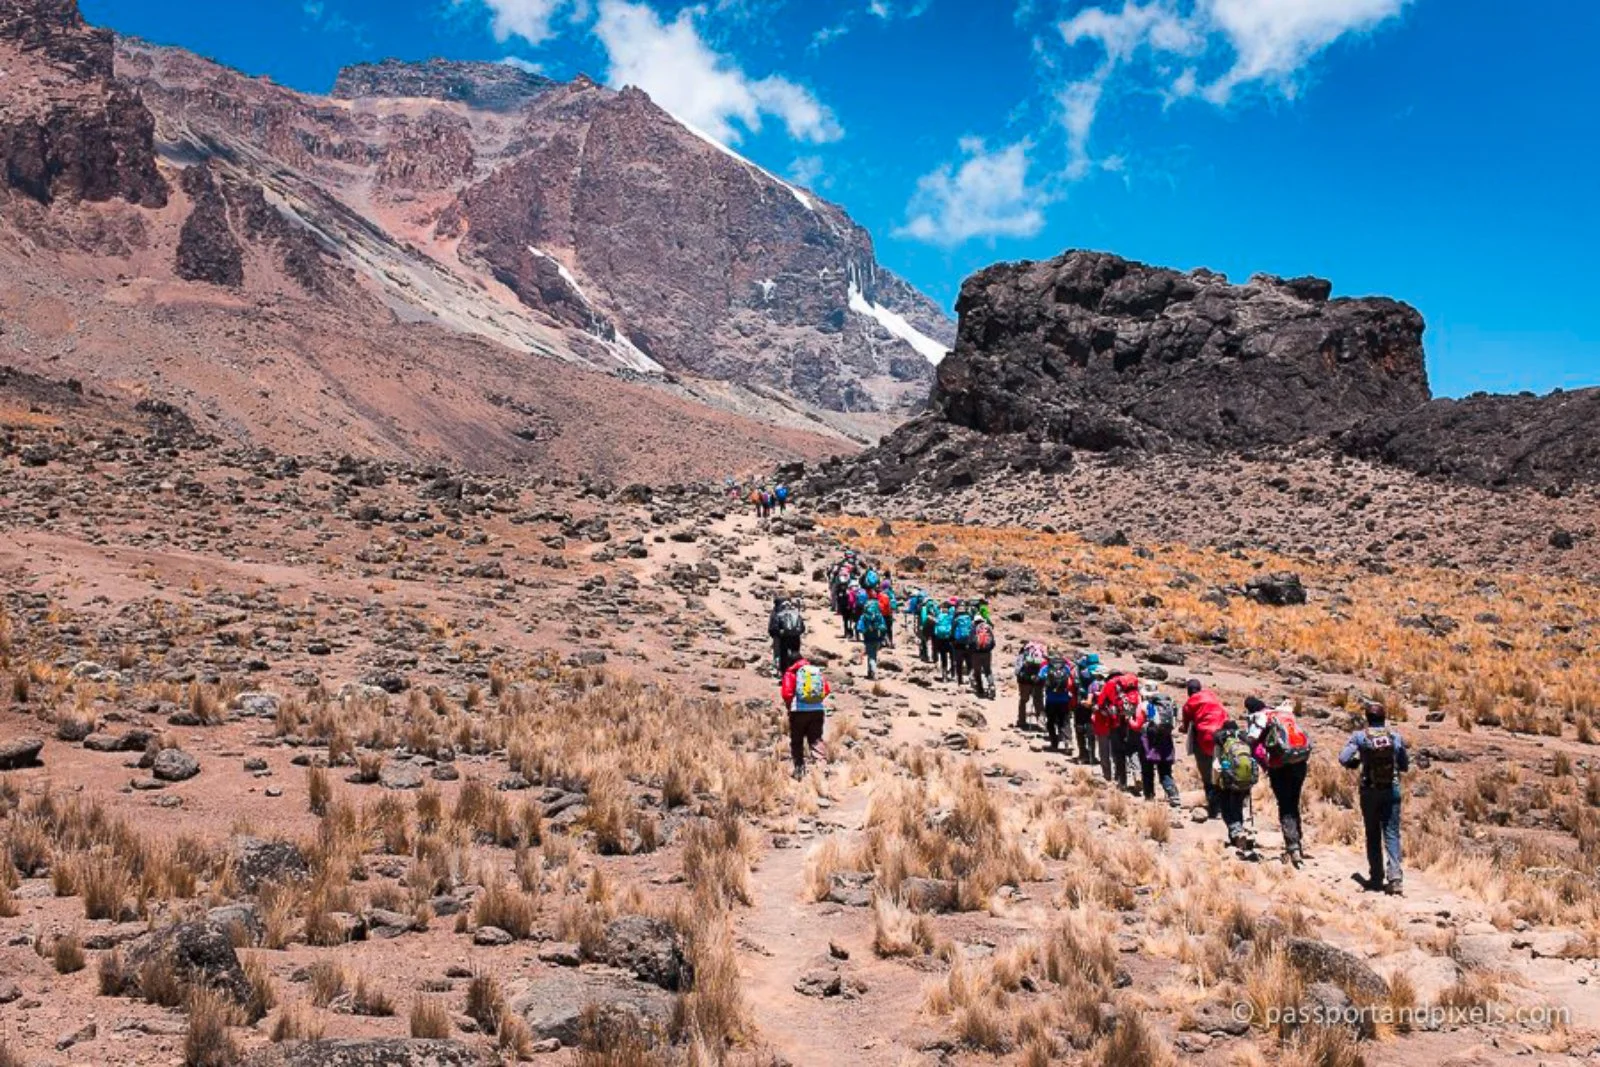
top-left (863, 569), bottom-right (880, 590)
top-left (776, 486), bottom-right (789, 502)
top-left (952, 613), bottom-right (975, 644)
top-left (858, 604), bottom-right (886, 640)
top-left (933, 610), bottom-right (953, 640)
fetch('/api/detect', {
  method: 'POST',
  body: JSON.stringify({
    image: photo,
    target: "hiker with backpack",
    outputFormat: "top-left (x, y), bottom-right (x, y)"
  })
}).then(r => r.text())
top-left (1095, 671), bottom-right (1142, 789)
top-left (775, 485), bottom-right (790, 514)
top-left (1073, 654), bottom-right (1105, 765)
top-left (916, 595), bottom-right (937, 664)
top-left (768, 597), bottom-right (805, 675)
top-left (1014, 641), bottom-right (1049, 730)
top-left (1340, 701), bottom-right (1408, 895)
top-left (931, 602), bottom-right (955, 682)
top-left (969, 616), bottom-right (997, 700)
top-left (875, 585), bottom-right (897, 648)
top-left (781, 658), bottom-right (832, 779)
top-left (1040, 655), bottom-right (1075, 753)
top-left (857, 597), bottom-right (889, 680)
top-left (1180, 680), bottom-right (1232, 820)
top-left (1211, 719), bottom-right (1259, 851)
top-left (1137, 690), bottom-right (1183, 807)
top-left (1246, 696), bottom-right (1313, 868)
top-left (950, 602), bottom-right (976, 687)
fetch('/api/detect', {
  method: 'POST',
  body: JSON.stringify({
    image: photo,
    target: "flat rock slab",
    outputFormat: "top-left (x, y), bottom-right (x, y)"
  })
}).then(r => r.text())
top-left (0, 737), bottom-right (44, 770)
top-left (510, 973), bottom-right (673, 1047)
top-left (245, 1039), bottom-right (479, 1067)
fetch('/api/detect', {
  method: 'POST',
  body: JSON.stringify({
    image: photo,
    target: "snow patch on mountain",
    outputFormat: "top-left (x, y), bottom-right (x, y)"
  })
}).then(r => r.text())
top-left (847, 278), bottom-right (949, 366)
top-left (673, 115), bottom-right (817, 213)
top-left (527, 245), bottom-right (664, 373)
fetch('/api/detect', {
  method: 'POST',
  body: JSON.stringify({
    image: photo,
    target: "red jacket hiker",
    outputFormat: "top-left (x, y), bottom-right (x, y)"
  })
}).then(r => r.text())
top-left (1181, 689), bottom-right (1231, 756)
top-left (781, 659), bottom-right (831, 711)
top-left (1093, 673), bottom-right (1141, 736)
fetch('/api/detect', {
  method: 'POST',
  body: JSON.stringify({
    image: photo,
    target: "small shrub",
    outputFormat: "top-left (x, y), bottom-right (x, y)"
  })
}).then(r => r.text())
top-left (53, 931), bottom-right (86, 974)
top-left (410, 997), bottom-right (451, 1039)
top-left (184, 986), bottom-right (241, 1067)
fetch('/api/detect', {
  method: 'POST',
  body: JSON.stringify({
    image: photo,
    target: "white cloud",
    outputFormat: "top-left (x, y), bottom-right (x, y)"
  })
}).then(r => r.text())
top-left (897, 139), bottom-right (1048, 247)
top-left (1053, 0), bottom-right (1411, 173)
top-left (788, 155), bottom-right (827, 189)
top-left (594, 0), bottom-right (842, 145)
top-left (497, 55), bottom-right (545, 73)
top-left (481, 0), bottom-right (571, 46)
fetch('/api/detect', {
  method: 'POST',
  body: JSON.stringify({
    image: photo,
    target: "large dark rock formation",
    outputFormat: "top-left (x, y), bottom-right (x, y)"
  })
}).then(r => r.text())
top-left (0, 0), bottom-right (166, 207)
top-left (175, 161), bottom-right (243, 286)
top-left (933, 251), bottom-right (1428, 452)
top-left (1342, 388), bottom-right (1600, 490)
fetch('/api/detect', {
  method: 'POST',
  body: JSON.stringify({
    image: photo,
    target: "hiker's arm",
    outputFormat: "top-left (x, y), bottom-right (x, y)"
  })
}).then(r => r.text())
top-left (1338, 734), bottom-right (1361, 768)
top-left (1395, 735), bottom-right (1411, 774)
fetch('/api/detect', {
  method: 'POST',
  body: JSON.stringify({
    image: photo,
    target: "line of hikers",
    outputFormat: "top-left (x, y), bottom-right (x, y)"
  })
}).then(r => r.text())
top-left (824, 550), bottom-right (999, 697)
top-left (747, 483), bottom-right (791, 520)
top-left (779, 545), bottom-right (1409, 895)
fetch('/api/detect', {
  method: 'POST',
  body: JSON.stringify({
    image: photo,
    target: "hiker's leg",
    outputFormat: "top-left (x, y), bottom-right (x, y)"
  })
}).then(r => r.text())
top-left (1360, 791), bottom-right (1385, 886)
top-left (1113, 733), bottom-right (1129, 787)
top-left (865, 642), bottom-right (879, 680)
top-left (1197, 752), bottom-right (1218, 817)
top-left (1099, 738), bottom-right (1112, 781)
top-left (1160, 762), bottom-right (1182, 805)
top-left (804, 712), bottom-right (828, 763)
top-left (1220, 791), bottom-right (1245, 842)
top-left (788, 713), bottom-right (806, 771)
top-left (1017, 683), bottom-right (1031, 727)
top-left (1382, 786), bottom-right (1403, 887)
top-left (1281, 763), bottom-right (1308, 854)
top-left (1140, 754), bottom-right (1156, 799)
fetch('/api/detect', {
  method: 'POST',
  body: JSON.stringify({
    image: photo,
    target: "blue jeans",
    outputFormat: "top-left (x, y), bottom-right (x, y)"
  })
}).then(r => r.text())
top-left (1360, 784), bottom-right (1403, 887)
top-left (863, 640), bottom-right (881, 679)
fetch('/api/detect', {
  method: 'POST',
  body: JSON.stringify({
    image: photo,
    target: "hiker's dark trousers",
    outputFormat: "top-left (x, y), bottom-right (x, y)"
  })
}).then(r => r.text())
top-left (1141, 757), bottom-right (1180, 804)
top-left (1360, 783), bottom-right (1403, 887)
top-left (1043, 700), bottom-right (1071, 751)
top-left (1074, 705), bottom-right (1096, 763)
top-left (1100, 727), bottom-right (1132, 787)
top-left (1267, 761), bottom-right (1309, 855)
top-left (1196, 751), bottom-right (1219, 817)
top-left (773, 637), bottom-right (801, 673)
top-left (788, 711), bottom-right (825, 770)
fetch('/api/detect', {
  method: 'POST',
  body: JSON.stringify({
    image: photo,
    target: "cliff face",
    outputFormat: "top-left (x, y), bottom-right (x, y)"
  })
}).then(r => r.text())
top-left (0, 0), bottom-right (166, 207)
top-left (330, 58), bottom-right (555, 111)
top-left (932, 250), bottom-right (1429, 452)
top-left (445, 81), bottom-right (948, 411)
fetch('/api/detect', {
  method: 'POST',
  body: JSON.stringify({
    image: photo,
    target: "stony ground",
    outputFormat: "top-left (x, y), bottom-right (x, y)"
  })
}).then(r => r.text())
top-left (1, 402), bottom-right (1598, 1067)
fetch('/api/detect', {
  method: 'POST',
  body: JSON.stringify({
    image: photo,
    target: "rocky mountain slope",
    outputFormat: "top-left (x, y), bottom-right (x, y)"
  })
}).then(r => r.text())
top-left (113, 38), bottom-right (950, 412)
top-left (0, 0), bottom-right (949, 482)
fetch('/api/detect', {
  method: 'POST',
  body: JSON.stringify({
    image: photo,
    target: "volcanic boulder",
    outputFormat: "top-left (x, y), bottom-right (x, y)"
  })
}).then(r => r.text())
top-left (931, 250), bottom-right (1428, 453)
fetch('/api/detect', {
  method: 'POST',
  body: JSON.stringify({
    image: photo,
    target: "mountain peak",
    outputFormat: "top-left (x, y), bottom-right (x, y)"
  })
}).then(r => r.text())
top-left (331, 57), bottom-right (555, 111)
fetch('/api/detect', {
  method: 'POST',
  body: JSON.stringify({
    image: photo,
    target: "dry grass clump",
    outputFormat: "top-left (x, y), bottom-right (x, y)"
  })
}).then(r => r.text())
top-left (872, 893), bottom-right (944, 958)
top-left (407, 996), bottom-right (450, 1038)
top-left (52, 930), bottom-right (86, 973)
top-left (475, 878), bottom-right (538, 940)
top-left (269, 1000), bottom-right (324, 1043)
top-left (466, 972), bottom-right (506, 1034)
top-left (184, 986), bottom-right (241, 1067)
top-left (681, 812), bottom-right (758, 908)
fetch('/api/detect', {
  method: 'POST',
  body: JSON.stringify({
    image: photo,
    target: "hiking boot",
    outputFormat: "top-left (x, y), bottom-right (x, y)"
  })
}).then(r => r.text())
top-left (791, 764), bottom-right (805, 781)
top-left (1289, 850), bottom-right (1305, 870)
top-left (1384, 880), bottom-right (1403, 896)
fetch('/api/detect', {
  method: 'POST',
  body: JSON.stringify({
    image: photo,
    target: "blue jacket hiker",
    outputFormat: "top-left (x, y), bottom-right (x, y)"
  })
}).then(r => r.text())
top-left (1339, 702), bottom-right (1410, 895)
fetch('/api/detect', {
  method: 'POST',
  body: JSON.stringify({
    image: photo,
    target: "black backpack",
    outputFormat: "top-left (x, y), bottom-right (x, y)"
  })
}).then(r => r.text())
top-left (775, 606), bottom-right (803, 640)
top-left (1044, 661), bottom-right (1073, 694)
top-left (1362, 727), bottom-right (1398, 789)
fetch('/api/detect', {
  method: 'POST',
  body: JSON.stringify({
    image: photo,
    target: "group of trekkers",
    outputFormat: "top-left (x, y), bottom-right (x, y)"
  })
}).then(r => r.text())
top-left (774, 541), bottom-right (1409, 896)
top-left (825, 550), bottom-right (1000, 698)
top-left (747, 484), bottom-right (791, 520)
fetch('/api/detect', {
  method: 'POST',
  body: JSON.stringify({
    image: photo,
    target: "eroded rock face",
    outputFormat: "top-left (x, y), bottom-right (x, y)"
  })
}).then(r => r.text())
top-left (1342, 387), bottom-right (1600, 490)
top-left (176, 162), bottom-right (243, 286)
top-left (932, 250), bottom-right (1429, 452)
top-left (331, 58), bottom-right (554, 111)
top-left (0, 0), bottom-right (167, 207)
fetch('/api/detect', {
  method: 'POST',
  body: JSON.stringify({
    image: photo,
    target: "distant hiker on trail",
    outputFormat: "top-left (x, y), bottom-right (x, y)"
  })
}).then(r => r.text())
top-left (1181, 680), bottom-right (1231, 820)
top-left (857, 596), bottom-right (888, 680)
top-left (875, 585), bottom-right (897, 648)
top-left (781, 658), bottom-right (831, 780)
top-left (768, 596), bottom-right (805, 675)
top-left (1137, 689), bottom-right (1182, 807)
top-left (950, 601), bottom-right (976, 687)
top-left (750, 488), bottom-right (763, 520)
top-left (917, 595), bottom-right (937, 664)
top-left (1212, 719), bottom-right (1259, 852)
top-left (1073, 655), bottom-right (1104, 765)
top-left (1246, 696), bottom-right (1313, 868)
top-left (931, 602), bottom-right (955, 682)
top-left (775, 484), bottom-right (790, 514)
top-left (842, 581), bottom-right (865, 641)
top-left (969, 615), bottom-right (996, 700)
top-left (1040, 654), bottom-right (1075, 753)
top-left (1341, 700), bottom-right (1408, 895)
top-left (1014, 641), bottom-right (1048, 730)
top-left (1095, 671), bottom-right (1142, 789)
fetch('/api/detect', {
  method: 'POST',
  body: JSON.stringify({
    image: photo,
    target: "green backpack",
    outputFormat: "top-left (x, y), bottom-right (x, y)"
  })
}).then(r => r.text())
top-left (1214, 732), bottom-right (1259, 793)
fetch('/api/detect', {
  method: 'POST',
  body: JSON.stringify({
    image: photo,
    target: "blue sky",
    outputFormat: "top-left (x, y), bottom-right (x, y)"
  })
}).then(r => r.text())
top-left (83, 0), bottom-right (1600, 397)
